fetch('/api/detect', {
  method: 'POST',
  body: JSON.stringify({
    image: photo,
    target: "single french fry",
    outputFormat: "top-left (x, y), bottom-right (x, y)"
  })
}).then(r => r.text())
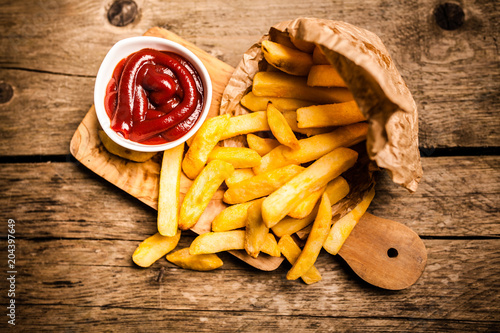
top-left (182, 114), bottom-right (231, 179)
top-left (223, 164), bottom-right (304, 205)
top-left (261, 40), bottom-right (314, 76)
top-left (288, 185), bottom-right (326, 219)
top-left (278, 235), bottom-right (322, 284)
top-left (297, 101), bottom-right (366, 128)
top-left (271, 205), bottom-right (318, 238)
top-left (179, 160), bottom-right (234, 230)
top-left (240, 91), bottom-right (313, 112)
top-left (166, 248), bottom-right (223, 271)
top-left (267, 103), bottom-right (300, 150)
top-left (323, 187), bottom-right (376, 255)
top-left (245, 199), bottom-right (269, 258)
top-left (282, 111), bottom-right (334, 137)
top-left (254, 123), bottom-right (368, 175)
top-left (290, 35), bottom-right (316, 53)
top-left (211, 201), bottom-right (255, 232)
top-left (246, 134), bottom-right (280, 156)
top-left (157, 143), bottom-right (184, 237)
top-left (132, 231), bottom-right (181, 268)
top-left (262, 147), bottom-right (358, 228)
top-left (207, 147), bottom-right (262, 169)
top-left (225, 168), bottom-right (255, 187)
top-left (98, 130), bottom-right (156, 162)
top-left (190, 230), bottom-right (280, 257)
top-left (286, 193), bottom-right (331, 280)
top-left (219, 111), bottom-right (270, 140)
top-left (324, 176), bottom-right (350, 206)
top-left (307, 65), bottom-right (347, 88)
top-left (252, 71), bottom-right (353, 104)
top-left (312, 45), bottom-right (330, 65)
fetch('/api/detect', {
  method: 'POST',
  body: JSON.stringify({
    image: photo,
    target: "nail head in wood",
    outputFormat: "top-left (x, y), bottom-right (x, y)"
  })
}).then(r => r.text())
top-left (434, 3), bottom-right (465, 30)
top-left (107, 0), bottom-right (138, 27)
top-left (0, 82), bottom-right (14, 104)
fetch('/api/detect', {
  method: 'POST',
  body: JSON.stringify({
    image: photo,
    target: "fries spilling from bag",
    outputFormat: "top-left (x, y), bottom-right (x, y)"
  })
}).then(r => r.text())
top-left (100, 18), bottom-right (422, 282)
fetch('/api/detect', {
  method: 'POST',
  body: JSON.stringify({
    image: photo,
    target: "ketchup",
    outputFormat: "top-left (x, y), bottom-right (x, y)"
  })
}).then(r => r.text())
top-left (104, 48), bottom-right (204, 144)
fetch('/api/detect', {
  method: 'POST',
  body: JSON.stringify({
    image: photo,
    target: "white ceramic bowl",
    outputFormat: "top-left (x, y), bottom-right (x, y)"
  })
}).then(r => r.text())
top-left (94, 36), bottom-right (212, 152)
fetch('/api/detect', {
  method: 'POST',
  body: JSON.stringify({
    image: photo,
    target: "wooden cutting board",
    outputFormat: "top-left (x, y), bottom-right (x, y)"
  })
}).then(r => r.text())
top-left (70, 27), bottom-right (426, 288)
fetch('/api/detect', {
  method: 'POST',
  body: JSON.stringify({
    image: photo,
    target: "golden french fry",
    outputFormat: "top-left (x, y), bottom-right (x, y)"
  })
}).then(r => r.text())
top-left (260, 233), bottom-right (281, 257)
top-left (212, 201), bottom-right (255, 232)
top-left (98, 130), bottom-right (156, 162)
top-left (189, 230), bottom-right (280, 257)
top-left (182, 114), bottom-right (231, 179)
top-left (307, 65), bottom-right (347, 88)
top-left (278, 235), bottom-right (322, 284)
top-left (290, 35), bottom-right (315, 53)
top-left (324, 176), bottom-right (350, 206)
top-left (219, 111), bottom-right (270, 140)
top-left (288, 185), bottom-right (326, 219)
top-left (286, 193), bottom-right (331, 280)
top-left (207, 147), bottom-right (262, 169)
top-left (179, 160), bottom-right (234, 230)
top-left (324, 187), bottom-right (376, 255)
top-left (240, 91), bottom-right (313, 112)
top-left (252, 71), bottom-right (353, 104)
top-left (267, 103), bottom-right (300, 150)
top-left (253, 123), bottom-right (368, 175)
top-left (245, 199), bottom-right (269, 258)
top-left (225, 168), bottom-right (255, 187)
top-left (246, 134), bottom-right (280, 156)
top-left (269, 30), bottom-right (297, 49)
top-left (223, 164), bottom-right (304, 205)
top-left (282, 111), bottom-right (334, 137)
top-left (262, 147), bottom-right (358, 227)
top-left (166, 248), bottom-right (223, 271)
top-left (261, 40), bottom-right (314, 76)
top-left (271, 205), bottom-right (318, 238)
top-left (157, 143), bottom-right (184, 237)
top-left (132, 231), bottom-right (181, 268)
top-left (297, 101), bottom-right (366, 128)
top-left (312, 45), bottom-right (329, 65)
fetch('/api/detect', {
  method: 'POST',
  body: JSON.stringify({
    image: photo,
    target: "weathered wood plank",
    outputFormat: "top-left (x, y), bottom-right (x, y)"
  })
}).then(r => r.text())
top-left (1, 156), bottom-right (498, 239)
top-left (1, 238), bottom-right (498, 323)
top-left (0, 0), bottom-right (498, 154)
top-left (13, 304), bottom-right (500, 332)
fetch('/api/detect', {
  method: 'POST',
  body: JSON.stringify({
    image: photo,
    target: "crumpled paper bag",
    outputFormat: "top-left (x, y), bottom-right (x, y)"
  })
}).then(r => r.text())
top-left (219, 18), bottom-right (422, 213)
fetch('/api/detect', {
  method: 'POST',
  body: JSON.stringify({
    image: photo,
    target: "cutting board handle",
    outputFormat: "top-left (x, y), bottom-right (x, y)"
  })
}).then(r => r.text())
top-left (338, 213), bottom-right (427, 290)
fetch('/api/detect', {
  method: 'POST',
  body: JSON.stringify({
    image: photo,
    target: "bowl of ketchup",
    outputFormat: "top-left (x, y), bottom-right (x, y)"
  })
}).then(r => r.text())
top-left (94, 36), bottom-right (212, 152)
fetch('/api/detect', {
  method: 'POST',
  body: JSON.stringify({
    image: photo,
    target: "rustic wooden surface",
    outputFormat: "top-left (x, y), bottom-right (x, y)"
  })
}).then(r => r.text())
top-left (0, 0), bottom-right (499, 331)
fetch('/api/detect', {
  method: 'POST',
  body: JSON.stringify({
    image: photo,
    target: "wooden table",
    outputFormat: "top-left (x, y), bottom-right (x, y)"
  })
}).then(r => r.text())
top-left (1, 0), bottom-right (499, 331)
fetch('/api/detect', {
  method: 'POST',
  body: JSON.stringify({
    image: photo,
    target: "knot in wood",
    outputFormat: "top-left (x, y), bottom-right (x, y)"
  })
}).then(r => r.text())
top-left (108, 0), bottom-right (138, 27)
top-left (434, 3), bottom-right (465, 30)
top-left (0, 82), bottom-right (14, 104)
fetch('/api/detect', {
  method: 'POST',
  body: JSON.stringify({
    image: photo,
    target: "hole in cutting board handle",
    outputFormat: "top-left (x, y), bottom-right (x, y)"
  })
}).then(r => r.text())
top-left (387, 248), bottom-right (399, 258)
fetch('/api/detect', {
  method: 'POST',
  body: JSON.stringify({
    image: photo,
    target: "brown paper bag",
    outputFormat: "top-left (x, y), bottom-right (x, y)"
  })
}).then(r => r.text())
top-left (219, 18), bottom-right (422, 211)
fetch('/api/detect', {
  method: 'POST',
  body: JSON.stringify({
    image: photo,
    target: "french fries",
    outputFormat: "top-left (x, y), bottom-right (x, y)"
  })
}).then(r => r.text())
top-left (207, 147), bottom-right (262, 168)
top-left (179, 160), bottom-right (234, 230)
top-left (219, 111), bottom-right (270, 140)
top-left (288, 185), bottom-right (325, 219)
top-left (271, 205), bottom-right (318, 238)
top-left (132, 231), bottom-right (181, 268)
top-left (307, 65), bottom-right (347, 88)
top-left (240, 91), bottom-right (313, 112)
top-left (223, 164), bottom-right (304, 205)
top-left (323, 187), bottom-right (376, 255)
top-left (166, 248), bottom-right (223, 271)
top-left (211, 201), bottom-right (255, 232)
top-left (253, 71), bottom-right (353, 104)
top-left (287, 193), bottom-right (331, 280)
top-left (246, 134), bottom-right (280, 156)
top-left (261, 147), bottom-right (358, 228)
top-left (278, 235), bottom-right (322, 284)
top-left (297, 101), bottom-right (366, 128)
top-left (157, 143), bottom-right (184, 237)
top-left (261, 40), bottom-right (314, 76)
top-left (182, 114), bottom-right (231, 179)
top-left (266, 103), bottom-right (299, 150)
top-left (225, 168), bottom-right (255, 187)
top-left (244, 199), bottom-right (269, 258)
